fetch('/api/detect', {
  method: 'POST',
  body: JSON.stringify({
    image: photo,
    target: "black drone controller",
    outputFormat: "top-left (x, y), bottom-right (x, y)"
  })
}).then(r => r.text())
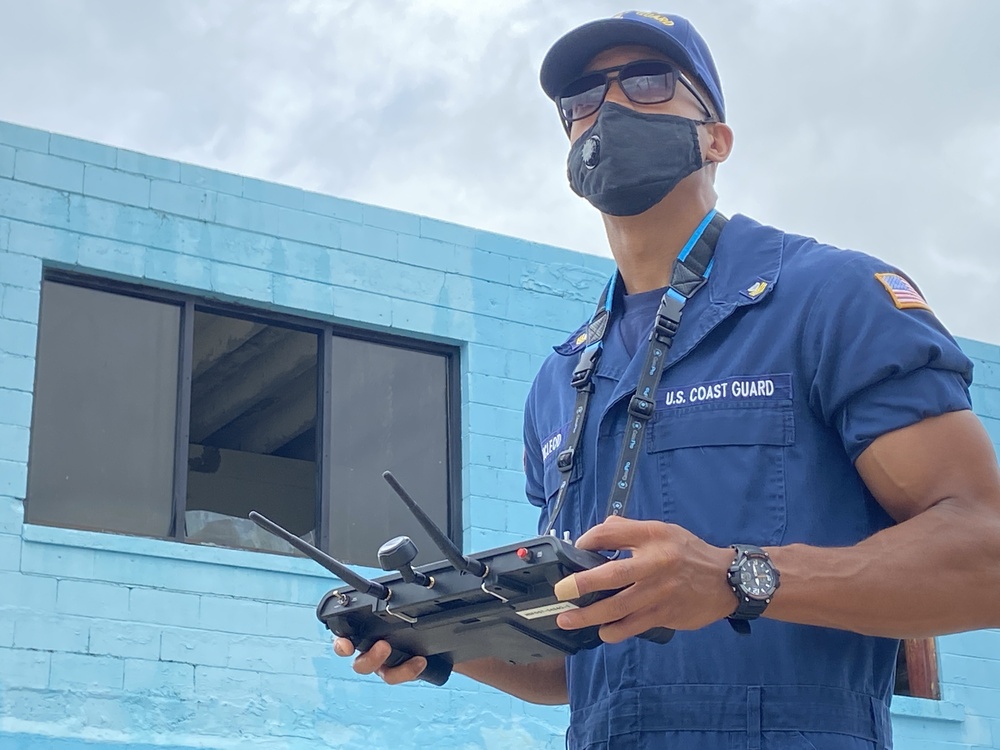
top-left (250, 472), bottom-right (674, 686)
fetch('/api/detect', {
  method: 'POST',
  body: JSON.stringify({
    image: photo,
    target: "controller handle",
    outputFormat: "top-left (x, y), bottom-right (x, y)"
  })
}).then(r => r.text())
top-left (637, 626), bottom-right (675, 645)
top-left (357, 639), bottom-right (453, 686)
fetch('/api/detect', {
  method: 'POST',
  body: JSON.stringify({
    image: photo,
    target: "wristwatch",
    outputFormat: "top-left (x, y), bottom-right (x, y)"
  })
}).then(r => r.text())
top-left (726, 544), bottom-right (780, 635)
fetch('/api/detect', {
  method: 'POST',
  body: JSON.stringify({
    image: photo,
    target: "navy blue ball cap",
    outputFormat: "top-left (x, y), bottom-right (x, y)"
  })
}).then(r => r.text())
top-left (540, 11), bottom-right (725, 122)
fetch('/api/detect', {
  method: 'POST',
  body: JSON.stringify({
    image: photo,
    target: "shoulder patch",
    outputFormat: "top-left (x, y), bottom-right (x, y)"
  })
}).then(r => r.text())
top-left (553, 323), bottom-right (589, 356)
top-left (875, 272), bottom-right (931, 312)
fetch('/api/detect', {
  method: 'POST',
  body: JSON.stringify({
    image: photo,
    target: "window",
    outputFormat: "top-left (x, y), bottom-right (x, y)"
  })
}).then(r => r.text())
top-left (327, 335), bottom-right (452, 566)
top-left (26, 282), bottom-right (180, 537)
top-left (185, 311), bottom-right (320, 553)
top-left (26, 275), bottom-right (461, 567)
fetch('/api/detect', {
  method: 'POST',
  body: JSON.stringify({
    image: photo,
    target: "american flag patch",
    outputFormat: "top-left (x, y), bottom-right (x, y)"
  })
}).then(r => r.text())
top-left (875, 272), bottom-right (931, 311)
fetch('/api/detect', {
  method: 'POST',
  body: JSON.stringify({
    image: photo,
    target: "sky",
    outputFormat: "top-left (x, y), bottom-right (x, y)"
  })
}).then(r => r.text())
top-left (1, 0), bottom-right (998, 343)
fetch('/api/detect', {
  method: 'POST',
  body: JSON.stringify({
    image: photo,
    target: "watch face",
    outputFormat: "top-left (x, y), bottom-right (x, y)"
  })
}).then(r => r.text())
top-left (738, 557), bottom-right (776, 599)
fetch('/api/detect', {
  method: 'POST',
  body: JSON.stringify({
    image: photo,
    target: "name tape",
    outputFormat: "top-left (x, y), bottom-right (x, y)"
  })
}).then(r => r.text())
top-left (658, 373), bottom-right (792, 409)
top-left (541, 427), bottom-right (566, 463)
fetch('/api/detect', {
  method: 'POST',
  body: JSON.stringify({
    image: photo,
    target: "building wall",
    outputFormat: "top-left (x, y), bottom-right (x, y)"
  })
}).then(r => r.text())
top-left (0, 120), bottom-right (998, 748)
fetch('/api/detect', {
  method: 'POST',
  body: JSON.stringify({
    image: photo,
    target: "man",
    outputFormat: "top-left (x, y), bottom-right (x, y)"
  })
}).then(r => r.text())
top-left (336, 12), bottom-right (1000, 748)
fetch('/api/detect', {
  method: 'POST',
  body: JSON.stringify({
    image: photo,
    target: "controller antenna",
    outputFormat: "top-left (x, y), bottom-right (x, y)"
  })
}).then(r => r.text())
top-left (249, 511), bottom-right (389, 600)
top-left (382, 471), bottom-right (488, 578)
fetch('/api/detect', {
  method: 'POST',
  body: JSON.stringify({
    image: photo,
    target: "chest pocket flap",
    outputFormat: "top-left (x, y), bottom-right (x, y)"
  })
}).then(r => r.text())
top-left (646, 400), bottom-right (794, 547)
top-left (648, 402), bottom-right (794, 450)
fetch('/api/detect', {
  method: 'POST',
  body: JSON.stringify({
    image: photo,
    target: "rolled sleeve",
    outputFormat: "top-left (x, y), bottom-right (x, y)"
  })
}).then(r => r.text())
top-left (804, 255), bottom-right (973, 461)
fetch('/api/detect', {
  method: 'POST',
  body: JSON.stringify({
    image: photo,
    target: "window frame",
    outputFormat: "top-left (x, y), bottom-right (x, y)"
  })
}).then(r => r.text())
top-left (34, 270), bottom-right (463, 556)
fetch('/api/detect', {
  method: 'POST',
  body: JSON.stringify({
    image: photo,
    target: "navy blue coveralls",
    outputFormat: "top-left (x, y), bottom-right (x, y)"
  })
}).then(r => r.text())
top-left (522, 215), bottom-right (973, 749)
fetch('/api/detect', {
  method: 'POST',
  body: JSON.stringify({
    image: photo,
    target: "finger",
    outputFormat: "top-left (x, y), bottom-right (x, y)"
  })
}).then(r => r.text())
top-left (554, 556), bottom-right (641, 601)
top-left (574, 516), bottom-right (647, 552)
top-left (553, 574), bottom-right (580, 601)
top-left (556, 583), bottom-right (644, 631)
top-left (352, 640), bottom-right (392, 675)
top-left (598, 609), bottom-right (666, 644)
top-left (379, 656), bottom-right (428, 685)
top-left (333, 638), bottom-right (356, 658)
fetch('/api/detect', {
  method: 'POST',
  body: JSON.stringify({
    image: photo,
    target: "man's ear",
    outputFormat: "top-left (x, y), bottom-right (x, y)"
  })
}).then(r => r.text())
top-left (703, 121), bottom-right (734, 164)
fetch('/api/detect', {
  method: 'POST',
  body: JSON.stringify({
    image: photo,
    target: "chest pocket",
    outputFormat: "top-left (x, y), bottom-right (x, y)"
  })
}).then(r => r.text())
top-left (647, 402), bottom-right (794, 547)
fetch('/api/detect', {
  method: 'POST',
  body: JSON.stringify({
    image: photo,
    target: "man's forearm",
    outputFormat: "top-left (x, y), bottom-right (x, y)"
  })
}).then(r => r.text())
top-left (454, 656), bottom-right (568, 705)
top-left (765, 500), bottom-right (1000, 638)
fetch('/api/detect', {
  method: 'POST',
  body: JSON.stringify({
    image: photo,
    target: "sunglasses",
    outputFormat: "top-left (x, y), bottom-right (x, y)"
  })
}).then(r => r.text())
top-left (557, 59), bottom-right (715, 130)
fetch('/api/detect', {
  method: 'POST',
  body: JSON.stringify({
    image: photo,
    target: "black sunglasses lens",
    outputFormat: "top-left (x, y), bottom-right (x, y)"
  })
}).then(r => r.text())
top-left (558, 61), bottom-right (679, 124)
top-left (619, 61), bottom-right (676, 104)
top-left (559, 73), bottom-right (607, 122)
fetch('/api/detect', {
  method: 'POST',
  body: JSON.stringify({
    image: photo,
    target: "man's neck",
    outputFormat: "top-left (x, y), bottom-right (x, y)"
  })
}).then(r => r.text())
top-left (602, 187), bottom-right (717, 294)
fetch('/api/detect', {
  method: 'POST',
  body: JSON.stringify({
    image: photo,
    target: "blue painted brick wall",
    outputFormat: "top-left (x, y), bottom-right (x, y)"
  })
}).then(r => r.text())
top-left (0, 121), bottom-right (605, 750)
top-left (0, 120), bottom-right (998, 749)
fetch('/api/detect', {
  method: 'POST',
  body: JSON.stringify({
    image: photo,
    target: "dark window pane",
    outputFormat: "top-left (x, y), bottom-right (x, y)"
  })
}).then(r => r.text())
top-left (26, 281), bottom-right (180, 536)
top-left (327, 336), bottom-right (452, 567)
top-left (185, 311), bottom-right (318, 554)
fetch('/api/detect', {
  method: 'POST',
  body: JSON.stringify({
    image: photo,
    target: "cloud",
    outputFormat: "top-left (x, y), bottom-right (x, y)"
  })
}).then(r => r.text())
top-left (1, 0), bottom-right (997, 342)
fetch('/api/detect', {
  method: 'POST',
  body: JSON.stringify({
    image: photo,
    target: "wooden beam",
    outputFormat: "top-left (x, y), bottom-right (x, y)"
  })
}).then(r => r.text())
top-left (189, 331), bottom-right (316, 442)
top-left (191, 325), bottom-right (287, 398)
top-left (903, 638), bottom-right (940, 700)
top-left (191, 314), bottom-right (265, 379)
top-left (218, 367), bottom-right (317, 454)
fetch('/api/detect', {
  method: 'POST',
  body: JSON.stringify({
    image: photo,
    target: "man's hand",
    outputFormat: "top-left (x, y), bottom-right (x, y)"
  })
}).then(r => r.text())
top-left (553, 516), bottom-right (735, 642)
top-left (333, 638), bottom-right (427, 685)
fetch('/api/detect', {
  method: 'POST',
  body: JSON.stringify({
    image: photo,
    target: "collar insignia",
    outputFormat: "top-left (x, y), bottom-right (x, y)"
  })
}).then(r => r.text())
top-left (744, 280), bottom-right (768, 299)
top-left (554, 322), bottom-right (590, 356)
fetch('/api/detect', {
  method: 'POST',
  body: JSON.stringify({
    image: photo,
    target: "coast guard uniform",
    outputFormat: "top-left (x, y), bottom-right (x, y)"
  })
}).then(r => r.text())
top-left (523, 214), bottom-right (973, 749)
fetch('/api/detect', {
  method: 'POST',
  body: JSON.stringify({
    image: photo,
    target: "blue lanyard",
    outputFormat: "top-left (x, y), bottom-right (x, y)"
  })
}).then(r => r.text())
top-left (543, 211), bottom-right (726, 535)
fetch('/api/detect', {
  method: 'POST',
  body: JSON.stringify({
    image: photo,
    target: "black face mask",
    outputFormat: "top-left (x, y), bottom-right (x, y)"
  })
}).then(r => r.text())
top-left (567, 102), bottom-right (706, 217)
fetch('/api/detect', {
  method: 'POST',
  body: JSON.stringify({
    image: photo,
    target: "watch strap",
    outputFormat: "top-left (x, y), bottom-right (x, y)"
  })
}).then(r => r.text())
top-left (726, 544), bottom-right (778, 635)
top-left (727, 617), bottom-right (752, 636)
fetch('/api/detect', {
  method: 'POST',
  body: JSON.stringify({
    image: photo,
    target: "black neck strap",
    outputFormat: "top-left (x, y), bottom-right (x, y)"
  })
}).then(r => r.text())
top-left (542, 211), bottom-right (727, 535)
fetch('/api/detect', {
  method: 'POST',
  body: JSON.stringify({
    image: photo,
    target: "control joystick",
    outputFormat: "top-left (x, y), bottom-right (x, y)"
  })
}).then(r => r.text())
top-left (378, 536), bottom-right (433, 587)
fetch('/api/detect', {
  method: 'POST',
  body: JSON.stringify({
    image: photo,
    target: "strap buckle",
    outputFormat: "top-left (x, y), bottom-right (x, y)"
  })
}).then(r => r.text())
top-left (627, 395), bottom-right (655, 420)
top-left (571, 346), bottom-right (601, 390)
top-left (652, 295), bottom-right (685, 342)
top-left (556, 447), bottom-right (575, 473)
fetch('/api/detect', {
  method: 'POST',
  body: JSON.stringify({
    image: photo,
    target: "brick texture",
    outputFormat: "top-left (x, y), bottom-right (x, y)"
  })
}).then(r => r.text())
top-left (1, 120), bottom-right (997, 750)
